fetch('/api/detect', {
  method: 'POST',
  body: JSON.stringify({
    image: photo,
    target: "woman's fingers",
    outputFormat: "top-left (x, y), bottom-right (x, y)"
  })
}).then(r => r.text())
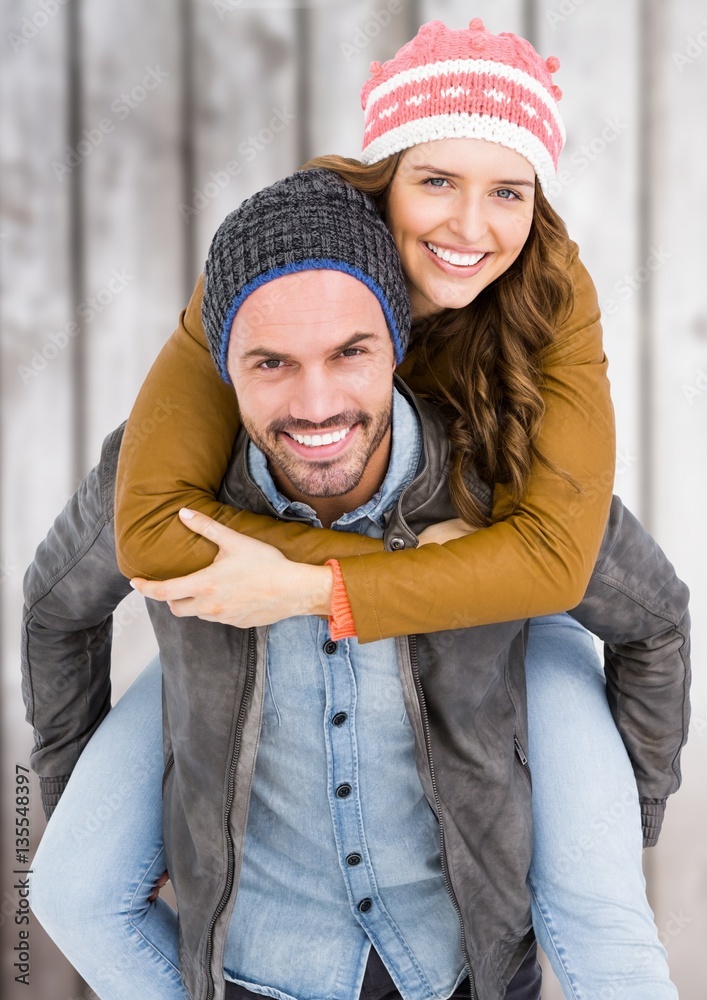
top-left (417, 517), bottom-right (478, 546)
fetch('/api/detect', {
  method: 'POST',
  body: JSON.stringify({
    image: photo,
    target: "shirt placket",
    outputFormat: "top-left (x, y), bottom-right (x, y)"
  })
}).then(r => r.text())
top-left (320, 621), bottom-right (381, 923)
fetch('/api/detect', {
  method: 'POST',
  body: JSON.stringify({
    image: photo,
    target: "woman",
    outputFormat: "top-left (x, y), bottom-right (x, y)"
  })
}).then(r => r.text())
top-left (30, 19), bottom-right (679, 1000)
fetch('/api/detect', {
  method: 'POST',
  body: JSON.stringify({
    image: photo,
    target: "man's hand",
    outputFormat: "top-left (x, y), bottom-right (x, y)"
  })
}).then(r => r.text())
top-left (417, 517), bottom-right (478, 547)
top-left (131, 509), bottom-right (333, 627)
top-left (148, 870), bottom-right (170, 903)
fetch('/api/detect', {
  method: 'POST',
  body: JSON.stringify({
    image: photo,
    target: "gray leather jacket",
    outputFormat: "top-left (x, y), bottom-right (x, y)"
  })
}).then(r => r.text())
top-left (22, 385), bottom-right (690, 1000)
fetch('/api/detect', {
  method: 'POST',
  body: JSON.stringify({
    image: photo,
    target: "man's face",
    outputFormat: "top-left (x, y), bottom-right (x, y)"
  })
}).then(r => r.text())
top-left (227, 270), bottom-right (396, 506)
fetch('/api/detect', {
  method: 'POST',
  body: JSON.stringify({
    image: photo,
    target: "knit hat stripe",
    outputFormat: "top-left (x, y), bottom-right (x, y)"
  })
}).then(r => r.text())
top-left (216, 258), bottom-right (406, 383)
top-left (362, 115), bottom-right (556, 192)
top-left (365, 71), bottom-right (562, 151)
top-left (363, 65), bottom-right (564, 158)
top-left (364, 59), bottom-right (563, 132)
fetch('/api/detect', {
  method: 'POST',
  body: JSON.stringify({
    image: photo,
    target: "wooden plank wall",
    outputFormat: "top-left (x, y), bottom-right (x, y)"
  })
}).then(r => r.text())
top-left (1, 1), bottom-right (704, 996)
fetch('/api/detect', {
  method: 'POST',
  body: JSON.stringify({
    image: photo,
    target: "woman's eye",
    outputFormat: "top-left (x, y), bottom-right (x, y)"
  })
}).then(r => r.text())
top-left (495, 188), bottom-right (521, 200)
top-left (423, 177), bottom-right (450, 189)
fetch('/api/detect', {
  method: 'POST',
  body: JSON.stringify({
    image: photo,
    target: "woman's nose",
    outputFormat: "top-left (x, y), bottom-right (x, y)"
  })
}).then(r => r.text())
top-left (447, 195), bottom-right (489, 245)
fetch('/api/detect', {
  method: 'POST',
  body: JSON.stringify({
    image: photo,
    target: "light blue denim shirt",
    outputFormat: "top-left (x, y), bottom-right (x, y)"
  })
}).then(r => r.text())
top-left (223, 388), bottom-right (466, 1000)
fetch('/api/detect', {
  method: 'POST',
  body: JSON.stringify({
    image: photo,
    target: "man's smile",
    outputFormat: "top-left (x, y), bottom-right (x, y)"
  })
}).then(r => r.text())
top-left (281, 424), bottom-right (359, 459)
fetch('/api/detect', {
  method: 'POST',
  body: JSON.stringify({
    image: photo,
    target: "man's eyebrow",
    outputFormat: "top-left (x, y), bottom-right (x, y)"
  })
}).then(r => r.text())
top-left (409, 164), bottom-right (535, 187)
top-left (240, 331), bottom-right (379, 361)
top-left (241, 346), bottom-right (291, 361)
top-left (334, 332), bottom-right (379, 351)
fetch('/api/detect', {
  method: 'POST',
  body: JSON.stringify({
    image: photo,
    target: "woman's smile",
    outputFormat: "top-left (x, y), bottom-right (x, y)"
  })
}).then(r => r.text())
top-left (422, 240), bottom-right (491, 275)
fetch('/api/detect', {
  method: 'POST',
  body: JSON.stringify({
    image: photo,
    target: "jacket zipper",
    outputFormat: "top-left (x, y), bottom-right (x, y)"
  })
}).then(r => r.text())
top-left (408, 635), bottom-right (478, 1000)
top-left (161, 751), bottom-right (174, 793)
top-left (513, 732), bottom-right (532, 786)
top-left (202, 628), bottom-right (257, 1000)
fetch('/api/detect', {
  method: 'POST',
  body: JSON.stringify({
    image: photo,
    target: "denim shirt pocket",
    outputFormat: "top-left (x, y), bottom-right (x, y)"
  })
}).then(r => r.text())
top-left (262, 661), bottom-right (282, 727)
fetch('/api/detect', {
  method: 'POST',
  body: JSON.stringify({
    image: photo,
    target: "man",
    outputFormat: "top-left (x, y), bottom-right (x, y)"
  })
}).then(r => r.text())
top-left (23, 171), bottom-right (690, 1000)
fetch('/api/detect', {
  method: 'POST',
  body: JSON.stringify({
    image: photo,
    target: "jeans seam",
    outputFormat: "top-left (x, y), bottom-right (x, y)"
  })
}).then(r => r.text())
top-left (126, 849), bottom-right (182, 978)
top-left (527, 879), bottom-right (583, 1000)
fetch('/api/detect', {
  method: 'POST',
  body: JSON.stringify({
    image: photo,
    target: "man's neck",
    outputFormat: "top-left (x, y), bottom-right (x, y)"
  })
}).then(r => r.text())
top-left (270, 431), bottom-right (392, 529)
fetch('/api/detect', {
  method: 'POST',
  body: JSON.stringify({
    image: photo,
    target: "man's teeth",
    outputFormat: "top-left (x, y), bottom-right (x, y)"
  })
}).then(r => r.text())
top-left (289, 427), bottom-right (352, 448)
top-left (426, 243), bottom-right (485, 266)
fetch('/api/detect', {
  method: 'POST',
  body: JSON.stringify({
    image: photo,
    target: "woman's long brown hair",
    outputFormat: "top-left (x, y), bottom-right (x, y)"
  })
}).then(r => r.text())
top-left (301, 152), bottom-right (578, 527)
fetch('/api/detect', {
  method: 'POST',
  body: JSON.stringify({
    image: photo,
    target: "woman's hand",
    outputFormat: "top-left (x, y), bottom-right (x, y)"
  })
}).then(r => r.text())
top-left (130, 509), bottom-right (333, 627)
top-left (417, 517), bottom-right (478, 546)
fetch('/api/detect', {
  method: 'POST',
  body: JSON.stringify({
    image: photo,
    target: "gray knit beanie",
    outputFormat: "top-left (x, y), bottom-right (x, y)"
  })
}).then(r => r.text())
top-left (202, 168), bottom-right (410, 383)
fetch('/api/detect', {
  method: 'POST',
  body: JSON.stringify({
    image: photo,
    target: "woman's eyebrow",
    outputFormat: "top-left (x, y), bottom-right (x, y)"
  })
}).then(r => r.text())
top-left (409, 164), bottom-right (462, 178)
top-left (408, 164), bottom-right (535, 187)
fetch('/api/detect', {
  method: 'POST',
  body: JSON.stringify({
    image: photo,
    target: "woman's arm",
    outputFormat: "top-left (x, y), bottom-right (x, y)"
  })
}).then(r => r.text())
top-left (116, 255), bottom-right (614, 642)
top-left (343, 253), bottom-right (615, 640)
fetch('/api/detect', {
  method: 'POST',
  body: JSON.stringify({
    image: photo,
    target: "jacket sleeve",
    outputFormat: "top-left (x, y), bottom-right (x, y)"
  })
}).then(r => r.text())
top-left (21, 426), bottom-right (133, 819)
top-left (568, 495), bottom-right (691, 847)
top-left (115, 255), bottom-right (615, 643)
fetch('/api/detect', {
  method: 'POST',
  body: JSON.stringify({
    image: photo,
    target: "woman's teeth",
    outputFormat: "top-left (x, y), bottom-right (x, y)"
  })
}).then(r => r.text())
top-left (426, 242), bottom-right (485, 267)
top-left (289, 427), bottom-right (351, 448)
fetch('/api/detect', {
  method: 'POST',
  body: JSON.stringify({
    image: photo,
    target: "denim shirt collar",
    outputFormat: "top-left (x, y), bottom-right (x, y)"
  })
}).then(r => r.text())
top-left (247, 387), bottom-right (422, 532)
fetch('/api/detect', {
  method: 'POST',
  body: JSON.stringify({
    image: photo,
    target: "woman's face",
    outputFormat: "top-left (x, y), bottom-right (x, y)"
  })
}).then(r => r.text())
top-left (386, 138), bottom-right (536, 319)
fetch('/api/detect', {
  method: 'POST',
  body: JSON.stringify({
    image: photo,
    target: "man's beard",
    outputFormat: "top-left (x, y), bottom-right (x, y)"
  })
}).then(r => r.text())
top-left (243, 398), bottom-right (393, 499)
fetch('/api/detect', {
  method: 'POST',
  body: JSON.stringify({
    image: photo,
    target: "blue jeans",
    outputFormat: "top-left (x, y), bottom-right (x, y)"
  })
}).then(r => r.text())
top-left (31, 616), bottom-right (677, 999)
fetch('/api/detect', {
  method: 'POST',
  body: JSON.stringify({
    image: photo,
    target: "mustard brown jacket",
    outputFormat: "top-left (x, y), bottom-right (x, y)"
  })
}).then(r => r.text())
top-left (23, 386), bottom-right (689, 1000)
top-left (115, 250), bottom-right (616, 642)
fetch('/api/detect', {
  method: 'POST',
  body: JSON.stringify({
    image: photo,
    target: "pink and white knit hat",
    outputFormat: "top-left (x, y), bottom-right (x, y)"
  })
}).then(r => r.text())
top-left (360, 18), bottom-right (565, 193)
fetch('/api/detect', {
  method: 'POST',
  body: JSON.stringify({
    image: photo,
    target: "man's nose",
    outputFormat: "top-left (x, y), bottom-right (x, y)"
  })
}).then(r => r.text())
top-left (287, 366), bottom-right (347, 425)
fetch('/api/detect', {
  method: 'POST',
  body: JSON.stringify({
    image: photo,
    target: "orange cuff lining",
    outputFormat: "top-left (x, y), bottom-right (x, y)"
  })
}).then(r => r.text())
top-left (325, 559), bottom-right (357, 640)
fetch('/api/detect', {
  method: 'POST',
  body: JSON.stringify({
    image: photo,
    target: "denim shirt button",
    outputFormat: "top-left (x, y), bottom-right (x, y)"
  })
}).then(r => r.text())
top-left (335, 783), bottom-right (352, 798)
top-left (332, 712), bottom-right (348, 727)
top-left (346, 853), bottom-right (362, 866)
top-left (357, 898), bottom-right (372, 913)
top-left (323, 640), bottom-right (338, 655)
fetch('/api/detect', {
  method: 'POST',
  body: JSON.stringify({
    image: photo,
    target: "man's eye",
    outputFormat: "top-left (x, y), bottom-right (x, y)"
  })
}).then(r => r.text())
top-left (259, 359), bottom-right (283, 370)
top-left (340, 348), bottom-right (363, 358)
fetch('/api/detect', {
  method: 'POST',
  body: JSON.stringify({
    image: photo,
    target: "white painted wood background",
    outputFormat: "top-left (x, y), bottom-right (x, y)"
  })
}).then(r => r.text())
top-left (1, 0), bottom-right (705, 996)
